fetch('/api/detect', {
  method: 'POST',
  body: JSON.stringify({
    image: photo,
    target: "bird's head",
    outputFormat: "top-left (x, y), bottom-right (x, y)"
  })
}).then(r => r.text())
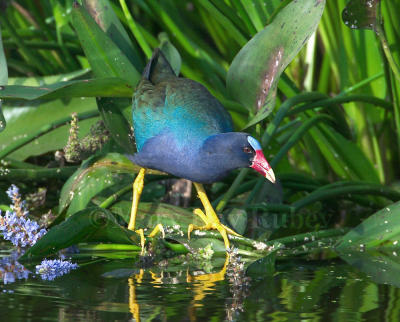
top-left (200, 133), bottom-right (275, 183)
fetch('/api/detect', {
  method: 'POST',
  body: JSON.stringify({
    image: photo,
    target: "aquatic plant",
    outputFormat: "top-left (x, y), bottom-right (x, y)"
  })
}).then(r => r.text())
top-left (35, 259), bottom-right (78, 281)
top-left (0, 185), bottom-right (46, 248)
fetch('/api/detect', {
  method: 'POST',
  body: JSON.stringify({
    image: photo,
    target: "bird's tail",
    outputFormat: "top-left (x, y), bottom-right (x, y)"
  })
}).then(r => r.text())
top-left (142, 48), bottom-right (175, 84)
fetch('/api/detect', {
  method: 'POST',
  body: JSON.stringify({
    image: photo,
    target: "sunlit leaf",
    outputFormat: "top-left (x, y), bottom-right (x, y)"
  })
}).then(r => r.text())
top-left (109, 200), bottom-right (225, 253)
top-left (8, 69), bottom-right (90, 86)
top-left (71, 2), bottom-right (141, 84)
top-left (83, 0), bottom-right (144, 71)
top-left (0, 78), bottom-right (133, 100)
top-left (0, 98), bottom-right (99, 160)
top-left (60, 153), bottom-right (135, 215)
top-left (109, 200), bottom-right (203, 228)
top-left (227, 0), bottom-right (325, 127)
top-left (0, 26), bottom-right (7, 86)
top-left (336, 201), bottom-right (400, 250)
top-left (0, 25), bottom-right (7, 132)
top-left (342, 0), bottom-right (380, 30)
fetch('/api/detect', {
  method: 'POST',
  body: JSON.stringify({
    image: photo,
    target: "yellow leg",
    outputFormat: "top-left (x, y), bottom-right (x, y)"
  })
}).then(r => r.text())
top-left (128, 168), bottom-right (147, 253)
top-left (188, 183), bottom-right (241, 250)
top-left (128, 168), bottom-right (166, 252)
top-left (128, 168), bottom-right (146, 231)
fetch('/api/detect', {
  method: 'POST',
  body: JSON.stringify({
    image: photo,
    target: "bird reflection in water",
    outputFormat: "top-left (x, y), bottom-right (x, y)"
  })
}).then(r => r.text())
top-left (127, 251), bottom-right (248, 321)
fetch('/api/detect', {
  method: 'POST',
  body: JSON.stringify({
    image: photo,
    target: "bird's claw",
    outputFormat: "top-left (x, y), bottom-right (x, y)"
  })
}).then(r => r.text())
top-left (135, 228), bottom-right (146, 255)
top-left (187, 222), bottom-right (230, 249)
top-left (134, 224), bottom-right (165, 255)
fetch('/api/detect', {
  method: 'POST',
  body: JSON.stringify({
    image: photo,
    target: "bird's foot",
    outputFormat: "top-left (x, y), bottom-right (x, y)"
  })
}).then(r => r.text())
top-left (188, 209), bottom-right (241, 249)
top-left (134, 224), bottom-right (166, 254)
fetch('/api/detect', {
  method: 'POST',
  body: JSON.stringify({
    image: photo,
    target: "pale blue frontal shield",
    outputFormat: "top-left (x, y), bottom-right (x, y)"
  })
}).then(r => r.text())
top-left (247, 136), bottom-right (262, 151)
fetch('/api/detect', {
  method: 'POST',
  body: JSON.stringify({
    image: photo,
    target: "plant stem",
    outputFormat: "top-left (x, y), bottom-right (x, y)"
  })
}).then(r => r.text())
top-left (288, 94), bottom-right (392, 116)
top-left (0, 167), bottom-right (77, 181)
top-left (271, 114), bottom-right (333, 168)
top-left (293, 184), bottom-right (400, 211)
top-left (375, 23), bottom-right (400, 82)
top-left (216, 168), bottom-right (249, 212)
top-left (99, 184), bottom-right (132, 209)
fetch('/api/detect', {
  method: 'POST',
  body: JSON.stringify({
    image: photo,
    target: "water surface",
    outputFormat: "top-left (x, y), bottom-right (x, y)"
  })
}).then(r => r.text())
top-left (0, 251), bottom-right (397, 321)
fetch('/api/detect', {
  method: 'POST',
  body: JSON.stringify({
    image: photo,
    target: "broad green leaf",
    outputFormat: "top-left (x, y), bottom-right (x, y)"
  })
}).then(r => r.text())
top-left (20, 207), bottom-right (139, 261)
top-left (342, 0), bottom-right (380, 30)
top-left (8, 69), bottom-right (90, 86)
top-left (0, 98), bottom-right (98, 160)
top-left (97, 97), bottom-right (135, 153)
top-left (59, 153), bottom-right (165, 215)
top-left (159, 33), bottom-right (182, 76)
top-left (246, 248), bottom-right (278, 277)
top-left (227, 0), bottom-right (325, 124)
top-left (0, 78), bottom-right (133, 100)
top-left (60, 153), bottom-right (136, 215)
top-left (83, 0), bottom-right (143, 71)
top-left (109, 200), bottom-right (204, 229)
top-left (71, 2), bottom-right (141, 84)
top-left (72, 3), bottom-right (140, 155)
top-left (339, 250), bottom-right (400, 288)
top-left (108, 200), bottom-right (229, 254)
top-left (336, 201), bottom-right (400, 250)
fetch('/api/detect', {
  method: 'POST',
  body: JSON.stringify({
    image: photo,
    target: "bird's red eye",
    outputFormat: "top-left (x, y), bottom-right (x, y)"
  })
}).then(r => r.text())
top-left (243, 146), bottom-right (252, 153)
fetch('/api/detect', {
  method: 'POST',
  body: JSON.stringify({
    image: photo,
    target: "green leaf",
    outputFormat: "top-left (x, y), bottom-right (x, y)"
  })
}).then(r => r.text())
top-left (0, 25), bottom-right (8, 132)
top-left (97, 97), bottom-right (135, 153)
top-left (339, 250), bottom-right (400, 288)
top-left (159, 33), bottom-right (182, 76)
top-left (109, 200), bottom-right (228, 254)
top-left (60, 153), bottom-right (165, 215)
top-left (83, 0), bottom-right (144, 71)
top-left (20, 207), bottom-right (139, 261)
top-left (336, 201), bottom-right (400, 251)
top-left (0, 98), bottom-right (98, 160)
top-left (0, 78), bottom-right (133, 100)
top-left (0, 25), bottom-right (7, 85)
top-left (71, 2), bottom-right (141, 84)
top-left (227, 0), bottom-right (325, 121)
top-left (110, 201), bottom-right (204, 229)
top-left (226, 208), bottom-right (247, 235)
top-left (0, 101), bottom-right (5, 133)
top-left (59, 153), bottom-right (138, 215)
top-left (71, 3), bottom-right (140, 154)
top-left (342, 0), bottom-right (380, 30)
top-left (246, 244), bottom-right (281, 277)
top-left (8, 69), bottom-right (90, 86)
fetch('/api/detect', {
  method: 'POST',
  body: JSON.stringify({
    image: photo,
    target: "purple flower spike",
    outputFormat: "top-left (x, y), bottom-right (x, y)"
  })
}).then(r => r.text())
top-left (6, 184), bottom-right (19, 201)
top-left (36, 259), bottom-right (78, 281)
top-left (1, 185), bottom-right (47, 248)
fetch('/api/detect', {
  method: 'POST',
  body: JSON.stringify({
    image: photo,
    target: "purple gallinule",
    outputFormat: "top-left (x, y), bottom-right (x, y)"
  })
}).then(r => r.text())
top-left (129, 49), bottom-right (275, 250)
